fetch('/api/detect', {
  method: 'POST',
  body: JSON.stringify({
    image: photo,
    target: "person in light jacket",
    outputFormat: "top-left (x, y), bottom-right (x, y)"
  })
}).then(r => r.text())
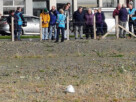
top-left (55, 9), bottom-right (66, 43)
top-left (128, 3), bottom-right (136, 38)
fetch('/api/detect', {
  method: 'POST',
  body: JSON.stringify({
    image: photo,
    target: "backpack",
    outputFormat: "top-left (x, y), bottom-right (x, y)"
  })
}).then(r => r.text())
top-left (16, 12), bottom-right (23, 26)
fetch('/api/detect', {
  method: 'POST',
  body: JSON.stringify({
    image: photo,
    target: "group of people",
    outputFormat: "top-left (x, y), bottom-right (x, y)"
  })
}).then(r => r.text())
top-left (6, 2), bottom-right (136, 42)
top-left (41, 3), bottom-right (107, 42)
top-left (7, 7), bottom-right (24, 41)
top-left (113, 2), bottom-right (136, 38)
top-left (40, 3), bottom-right (71, 43)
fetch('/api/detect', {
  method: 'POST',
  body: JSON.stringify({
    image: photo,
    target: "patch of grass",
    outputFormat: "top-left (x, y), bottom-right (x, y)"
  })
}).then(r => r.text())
top-left (39, 69), bottom-right (45, 73)
top-left (0, 35), bottom-right (40, 39)
top-left (110, 54), bottom-right (124, 58)
top-left (47, 53), bottom-right (58, 58)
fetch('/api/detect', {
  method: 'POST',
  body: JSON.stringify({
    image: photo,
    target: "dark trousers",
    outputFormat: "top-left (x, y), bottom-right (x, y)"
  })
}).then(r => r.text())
top-left (56, 27), bottom-right (65, 42)
top-left (129, 21), bottom-right (136, 37)
top-left (96, 23), bottom-right (104, 36)
top-left (86, 25), bottom-right (94, 39)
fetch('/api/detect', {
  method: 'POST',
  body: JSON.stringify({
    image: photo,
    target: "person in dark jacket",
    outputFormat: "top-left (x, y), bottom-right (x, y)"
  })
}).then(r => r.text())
top-left (84, 8), bottom-right (94, 39)
top-left (49, 6), bottom-right (59, 40)
top-left (73, 6), bottom-right (85, 39)
top-left (96, 8), bottom-right (105, 37)
top-left (119, 4), bottom-right (128, 38)
top-left (7, 10), bottom-right (15, 32)
top-left (113, 4), bottom-right (121, 18)
top-left (14, 7), bottom-right (25, 41)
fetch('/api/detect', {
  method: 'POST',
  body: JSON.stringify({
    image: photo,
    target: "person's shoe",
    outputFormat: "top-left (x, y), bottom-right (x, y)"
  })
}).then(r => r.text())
top-left (80, 38), bottom-right (83, 39)
top-left (61, 40), bottom-right (64, 42)
top-left (64, 38), bottom-right (67, 40)
top-left (15, 38), bottom-right (18, 41)
top-left (18, 39), bottom-right (22, 41)
top-left (54, 41), bottom-right (59, 43)
top-left (127, 36), bottom-right (131, 39)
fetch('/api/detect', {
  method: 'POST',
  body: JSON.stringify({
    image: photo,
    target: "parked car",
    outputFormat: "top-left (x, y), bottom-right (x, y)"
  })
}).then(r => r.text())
top-left (0, 15), bottom-right (40, 35)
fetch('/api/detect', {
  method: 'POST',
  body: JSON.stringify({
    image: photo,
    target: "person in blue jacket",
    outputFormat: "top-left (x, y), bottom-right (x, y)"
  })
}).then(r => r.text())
top-left (49, 6), bottom-right (59, 40)
top-left (14, 7), bottom-right (24, 41)
top-left (128, 3), bottom-right (136, 38)
top-left (55, 9), bottom-right (66, 43)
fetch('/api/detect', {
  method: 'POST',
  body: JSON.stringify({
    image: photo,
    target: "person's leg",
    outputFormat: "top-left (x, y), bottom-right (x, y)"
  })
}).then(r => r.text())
top-left (74, 26), bottom-right (78, 39)
top-left (54, 25), bottom-right (57, 39)
top-left (49, 25), bottom-right (53, 40)
top-left (61, 27), bottom-right (65, 42)
top-left (96, 24), bottom-right (100, 36)
top-left (56, 27), bottom-right (60, 42)
top-left (86, 25), bottom-right (89, 39)
top-left (100, 23), bottom-right (104, 36)
top-left (64, 30), bottom-right (67, 39)
top-left (45, 28), bottom-right (49, 40)
top-left (123, 22), bottom-right (127, 38)
top-left (17, 25), bottom-right (22, 40)
top-left (133, 21), bottom-right (136, 35)
top-left (129, 21), bottom-right (133, 37)
top-left (14, 30), bottom-right (17, 40)
top-left (90, 25), bottom-right (94, 39)
top-left (119, 21), bottom-right (123, 38)
top-left (79, 26), bottom-right (83, 39)
top-left (42, 28), bottom-right (45, 40)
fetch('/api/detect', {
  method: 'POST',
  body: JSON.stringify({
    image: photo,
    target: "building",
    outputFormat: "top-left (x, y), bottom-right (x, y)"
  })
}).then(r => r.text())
top-left (0, 0), bottom-right (135, 17)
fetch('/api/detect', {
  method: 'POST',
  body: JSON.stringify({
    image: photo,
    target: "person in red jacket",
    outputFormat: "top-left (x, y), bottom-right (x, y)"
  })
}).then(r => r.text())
top-left (113, 4), bottom-right (121, 18)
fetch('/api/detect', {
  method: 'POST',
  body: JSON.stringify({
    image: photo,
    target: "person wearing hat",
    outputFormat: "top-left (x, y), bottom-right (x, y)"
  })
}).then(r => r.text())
top-left (40, 8), bottom-right (50, 40)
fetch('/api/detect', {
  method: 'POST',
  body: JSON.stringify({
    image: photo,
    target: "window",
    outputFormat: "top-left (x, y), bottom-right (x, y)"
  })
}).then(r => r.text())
top-left (78, 0), bottom-right (98, 7)
top-left (103, 0), bottom-right (118, 7)
top-left (14, 0), bottom-right (24, 5)
top-left (3, 0), bottom-right (25, 15)
top-left (3, 0), bottom-right (13, 6)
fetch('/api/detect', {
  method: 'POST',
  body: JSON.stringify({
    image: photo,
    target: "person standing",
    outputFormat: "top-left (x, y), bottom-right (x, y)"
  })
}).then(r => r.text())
top-left (40, 8), bottom-right (50, 40)
top-left (7, 10), bottom-right (18, 40)
top-left (113, 4), bottom-right (121, 18)
top-left (95, 8), bottom-right (105, 38)
top-left (119, 4), bottom-right (128, 38)
top-left (55, 9), bottom-right (66, 43)
top-left (73, 6), bottom-right (85, 39)
top-left (128, 3), bottom-right (136, 38)
top-left (14, 7), bottom-right (24, 41)
top-left (49, 6), bottom-right (59, 40)
top-left (84, 8), bottom-right (94, 39)
top-left (63, 5), bottom-right (70, 40)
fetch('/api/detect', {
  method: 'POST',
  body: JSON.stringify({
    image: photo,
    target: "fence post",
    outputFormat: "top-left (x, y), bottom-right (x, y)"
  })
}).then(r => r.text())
top-left (40, 17), bottom-right (42, 41)
top-left (115, 16), bottom-right (119, 39)
top-left (67, 15), bottom-right (70, 40)
top-left (93, 15), bottom-right (96, 39)
top-left (11, 17), bottom-right (14, 42)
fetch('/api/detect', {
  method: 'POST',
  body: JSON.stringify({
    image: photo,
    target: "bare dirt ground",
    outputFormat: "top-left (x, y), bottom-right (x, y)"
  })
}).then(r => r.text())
top-left (0, 39), bottom-right (136, 102)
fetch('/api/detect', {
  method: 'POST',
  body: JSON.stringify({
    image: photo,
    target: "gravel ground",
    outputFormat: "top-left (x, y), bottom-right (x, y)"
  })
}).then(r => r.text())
top-left (0, 38), bottom-right (136, 102)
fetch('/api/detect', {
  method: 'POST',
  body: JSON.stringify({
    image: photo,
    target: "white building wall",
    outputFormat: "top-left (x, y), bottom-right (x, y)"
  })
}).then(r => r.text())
top-left (0, 0), bottom-right (3, 15)
top-left (25, 0), bottom-right (33, 15)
